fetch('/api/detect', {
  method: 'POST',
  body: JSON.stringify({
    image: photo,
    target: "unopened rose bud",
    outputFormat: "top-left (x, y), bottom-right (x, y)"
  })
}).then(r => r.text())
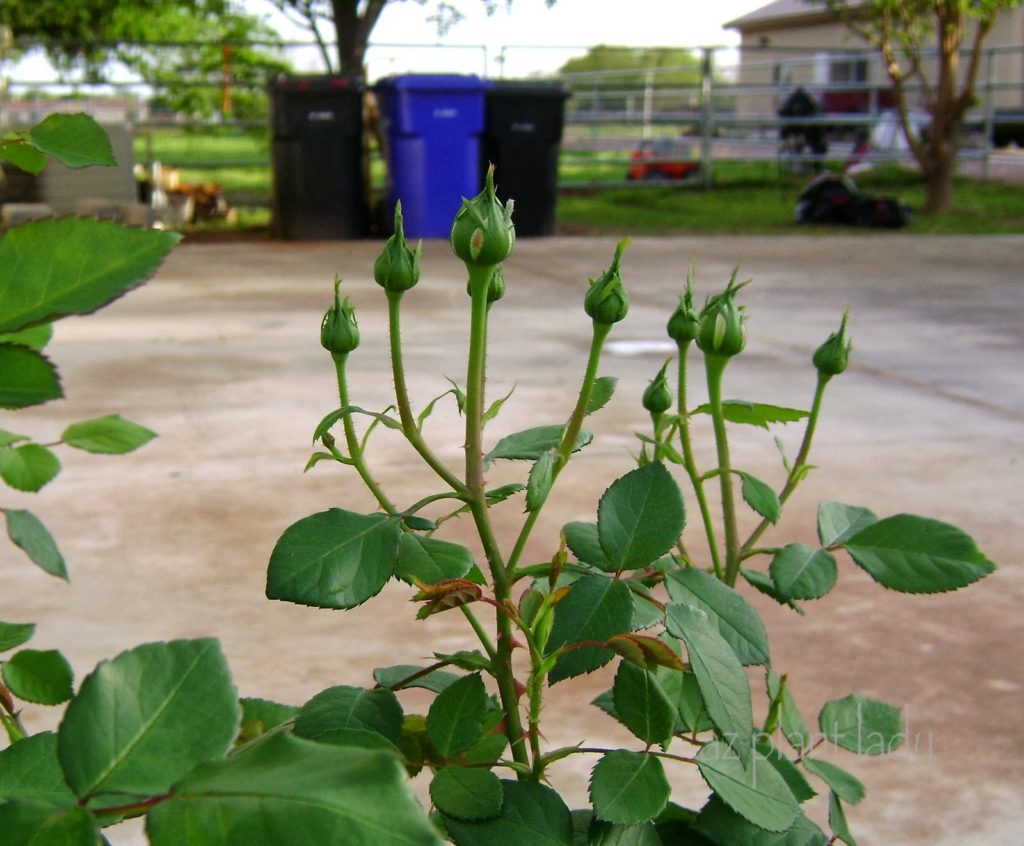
top-left (667, 266), bottom-right (699, 344)
top-left (813, 311), bottom-right (852, 377)
top-left (374, 202), bottom-right (422, 293)
top-left (642, 359), bottom-right (673, 416)
top-left (320, 278), bottom-right (359, 356)
top-left (450, 164), bottom-right (515, 269)
top-left (584, 238), bottom-right (630, 326)
top-left (466, 265), bottom-right (505, 304)
top-left (697, 274), bottom-right (747, 358)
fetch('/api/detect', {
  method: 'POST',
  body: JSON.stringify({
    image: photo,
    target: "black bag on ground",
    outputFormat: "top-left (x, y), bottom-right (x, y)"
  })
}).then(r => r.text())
top-left (795, 174), bottom-right (909, 228)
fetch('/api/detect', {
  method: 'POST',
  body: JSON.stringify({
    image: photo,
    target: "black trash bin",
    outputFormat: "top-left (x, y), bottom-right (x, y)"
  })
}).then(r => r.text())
top-left (270, 76), bottom-right (366, 240)
top-left (482, 82), bottom-right (569, 237)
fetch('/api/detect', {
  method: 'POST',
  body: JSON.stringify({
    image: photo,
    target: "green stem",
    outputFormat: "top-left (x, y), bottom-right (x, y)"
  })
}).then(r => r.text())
top-left (676, 343), bottom-right (724, 579)
top-left (460, 605), bottom-right (497, 662)
top-left (706, 354), bottom-right (741, 586)
top-left (506, 321), bottom-right (612, 574)
top-left (464, 264), bottom-right (529, 772)
top-left (334, 355), bottom-right (396, 514)
top-left (741, 373), bottom-right (830, 555)
top-left (387, 290), bottom-right (468, 496)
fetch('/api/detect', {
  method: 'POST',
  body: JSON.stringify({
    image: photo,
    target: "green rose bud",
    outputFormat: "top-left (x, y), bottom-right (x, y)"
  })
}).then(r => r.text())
top-left (374, 201), bottom-right (422, 292)
top-left (696, 273), bottom-right (747, 358)
top-left (813, 310), bottom-right (852, 377)
top-left (320, 277), bottom-right (359, 356)
top-left (642, 359), bottom-right (673, 416)
top-left (584, 238), bottom-right (630, 326)
top-left (465, 265), bottom-right (505, 304)
top-left (667, 264), bottom-right (699, 344)
top-left (450, 164), bottom-right (515, 268)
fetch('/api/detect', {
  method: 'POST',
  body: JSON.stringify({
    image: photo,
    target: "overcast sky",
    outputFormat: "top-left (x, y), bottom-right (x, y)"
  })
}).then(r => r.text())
top-left (262, 0), bottom-right (770, 77)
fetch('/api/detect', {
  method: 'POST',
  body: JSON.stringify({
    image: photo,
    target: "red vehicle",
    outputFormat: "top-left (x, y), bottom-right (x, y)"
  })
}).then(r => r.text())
top-left (627, 138), bottom-right (701, 181)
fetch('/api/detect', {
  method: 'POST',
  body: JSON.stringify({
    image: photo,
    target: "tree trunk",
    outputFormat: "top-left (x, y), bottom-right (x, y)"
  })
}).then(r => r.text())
top-left (331, 0), bottom-right (388, 78)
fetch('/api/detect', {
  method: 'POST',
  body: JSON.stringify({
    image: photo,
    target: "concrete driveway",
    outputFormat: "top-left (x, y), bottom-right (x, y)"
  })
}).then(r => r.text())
top-left (6, 233), bottom-right (1023, 844)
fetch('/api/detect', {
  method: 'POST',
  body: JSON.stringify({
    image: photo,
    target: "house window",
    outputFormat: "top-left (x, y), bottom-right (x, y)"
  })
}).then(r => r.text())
top-left (829, 58), bottom-right (868, 84)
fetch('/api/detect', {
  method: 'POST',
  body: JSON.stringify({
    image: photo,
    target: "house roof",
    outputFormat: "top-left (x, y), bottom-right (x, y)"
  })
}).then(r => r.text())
top-left (725, 0), bottom-right (862, 32)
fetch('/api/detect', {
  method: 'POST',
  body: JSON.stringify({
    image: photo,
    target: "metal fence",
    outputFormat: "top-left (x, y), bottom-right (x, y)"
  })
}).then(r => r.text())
top-left (1, 39), bottom-right (1022, 216)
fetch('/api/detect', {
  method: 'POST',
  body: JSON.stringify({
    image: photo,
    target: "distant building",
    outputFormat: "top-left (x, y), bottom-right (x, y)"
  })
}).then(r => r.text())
top-left (725, 0), bottom-right (1024, 116)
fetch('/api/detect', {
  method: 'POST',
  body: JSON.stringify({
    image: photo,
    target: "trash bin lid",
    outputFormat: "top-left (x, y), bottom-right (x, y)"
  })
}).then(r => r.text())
top-left (375, 74), bottom-right (492, 92)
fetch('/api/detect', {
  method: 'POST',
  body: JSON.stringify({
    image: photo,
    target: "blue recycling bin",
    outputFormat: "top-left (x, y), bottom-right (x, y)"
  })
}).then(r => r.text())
top-left (374, 75), bottom-right (491, 238)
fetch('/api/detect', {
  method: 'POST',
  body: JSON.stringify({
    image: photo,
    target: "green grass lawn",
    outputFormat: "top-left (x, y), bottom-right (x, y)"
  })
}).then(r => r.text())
top-left (133, 128), bottom-right (1024, 236)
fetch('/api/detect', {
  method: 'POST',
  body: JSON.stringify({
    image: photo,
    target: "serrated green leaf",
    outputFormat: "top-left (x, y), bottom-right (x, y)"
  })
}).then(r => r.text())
top-left (313, 727), bottom-right (404, 756)
top-left (598, 463), bottom-right (685, 572)
top-left (740, 568), bottom-right (803, 613)
top-left (417, 387), bottom-right (461, 429)
top-left (30, 114), bottom-right (115, 168)
top-left (587, 376), bottom-right (618, 415)
top-left (665, 569), bottom-right (769, 666)
top-left (695, 742), bottom-right (800, 833)
top-left (829, 792), bottom-right (857, 846)
top-left (527, 451), bottom-right (556, 511)
top-left (484, 424), bottom-right (592, 465)
top-left (312, 405), bottom-right (402, 444)
top-left (765, 671), bottom-right (811, 752)
top-left (57, 638), bottom-right (240, 800)
top-left (769, 545), bottom-right (837, 601)
top-left (146, 732), bottom-right (441, 845)
top-left (612, 662), bottom-right (675, 746)
top-left (801, 758), bottom-right (864, 805)
top-left (60, 415), bottom-right (156, 454)
top-left (0, 344), bottom-right (62, 409)
top-left (842, 514), bottom-right (995, 594)
top-left (430, 766), bottom-right (503, 821)
top-left (483, 384), bottom-right (516, 424)
top-left (0, 323), bottom-right (52, 352)
top-left (435, 650), bottom-right (492, 672)
top-left (665, 604), bottom-right (753, 763)
top-left (0, 620), bottom-right (36, 652)
top-left (396, 534), bottom-right (474, 585)
top-left (589, 819), bottom-right (665, 845)
top-left (563, 521), bottom-right (614, 571)
top-left (443, 779), bottom-right (573, 845)
top-left (693, 795), bottom-right (827, 846)
top-left (691, 402), bottom-right (808, 430)
top-left (266, 508), bottom-right (400, 609)
top-left (629, 583), bottom-right (665, 631)
top-left (755, 737), bottom-right (816, 803)
top-left (735, 471), bottom-right (781, 524)
top-left (0, 732), bottom-right (77, 808)
top-left (239, 698), bottom-right (299, 734)
top-left (294, 685), bottom-right (403, 746)
top-left (373, 664), bottom-right (461, 694)
top-left (0, 218), bottom-right (179, 333)
top-left (547, 575), bottom-right (633, 684)
top-left (816, 502), bottom-right (878, 547)
top-left (4, 510), bottom-right (66, 580)
top-left (2, 649), bottom-right (73, 705)
top-left (656, 666), bottom-right (713, 734)
top-left (0, 139), bottom-right (48, 174)
top-left (0, 444), bottom-right (60, 492)
top-left (818, 695), bottom-right (902, 756)
top-left (0, 800), bottom-right (101, 846)
top-left (590, 750), bottom-right (670, 825)
top-left (0, 428), bottom-right (30, 447)
top-left (486, 483), bottom-right (526, 504)
top-left (426, 673), bottom-right (487, 757)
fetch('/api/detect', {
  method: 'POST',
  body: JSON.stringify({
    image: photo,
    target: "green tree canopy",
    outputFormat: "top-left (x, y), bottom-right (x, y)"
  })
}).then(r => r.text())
top-left (558, 44), bottom-right (703, 85)
top-left (0, 0), bottom-right (290, 119)
top-left (821, 0), bottom-right (1023, 212)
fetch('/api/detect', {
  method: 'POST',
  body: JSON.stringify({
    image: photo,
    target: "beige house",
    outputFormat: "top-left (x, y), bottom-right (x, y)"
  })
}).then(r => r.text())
top-left (725, 0), bottom-right (1024, 117)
